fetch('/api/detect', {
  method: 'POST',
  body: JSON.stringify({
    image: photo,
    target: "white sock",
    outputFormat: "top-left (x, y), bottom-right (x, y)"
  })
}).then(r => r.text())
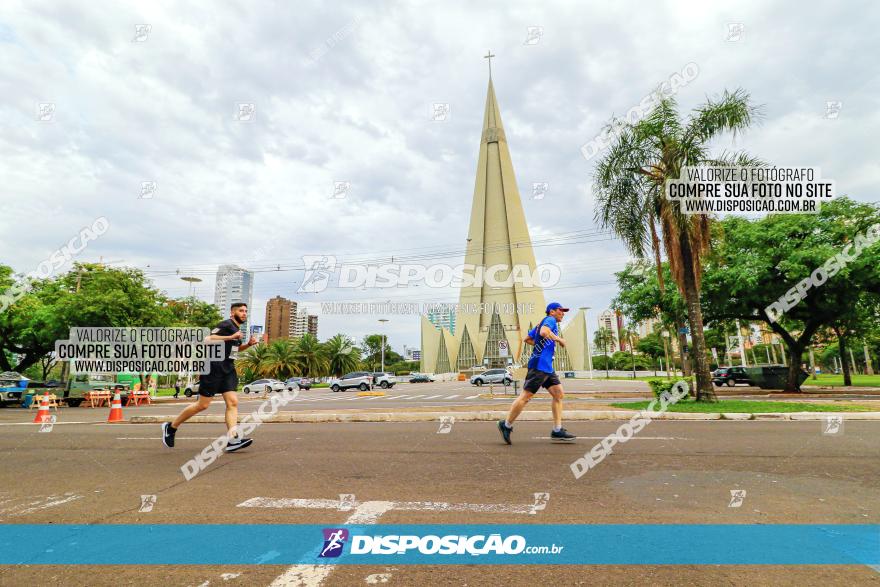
top-left (504, 420), bottom-right (512, 428)
top-left (553, 426), bottom-right (562, 432)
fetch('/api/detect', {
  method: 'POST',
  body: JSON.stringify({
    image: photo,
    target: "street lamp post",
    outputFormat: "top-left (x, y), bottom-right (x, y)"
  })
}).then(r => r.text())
top-left (378, 319), bottom-right (389, 373)
top-left (579, 307), bottom-right (593, 380)
top-left (661, 330), bottom-right (671, 379)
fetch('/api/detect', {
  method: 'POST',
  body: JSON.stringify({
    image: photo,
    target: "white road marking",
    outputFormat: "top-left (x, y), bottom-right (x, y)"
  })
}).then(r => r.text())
top-left (241, 494), bottom-right (544, 587)
top-left (422, 395), bottom-right (444, 400)
top-left (446, 395), bottom-right (460, 399)
top-left (116, 437), bottom-right (217, 440)
top-left (0, 494), bottom-right (83, 517)
top-left (465, 394), bottom-right (480, 399)
top-left (531, 436), bottom-right (687, 440)
top-left (265, 500), bottom-right (395, 587)
top-left (0, 421), bottom-right (93, 426)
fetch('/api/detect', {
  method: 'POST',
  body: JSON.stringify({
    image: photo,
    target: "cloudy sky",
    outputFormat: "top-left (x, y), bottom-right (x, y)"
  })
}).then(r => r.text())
top-left (1, 0), bottom-right (877, 352)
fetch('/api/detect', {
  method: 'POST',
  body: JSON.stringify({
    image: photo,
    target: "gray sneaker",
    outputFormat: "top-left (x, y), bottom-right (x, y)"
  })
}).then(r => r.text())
top-left (225, 437), bottom-right (253, 452)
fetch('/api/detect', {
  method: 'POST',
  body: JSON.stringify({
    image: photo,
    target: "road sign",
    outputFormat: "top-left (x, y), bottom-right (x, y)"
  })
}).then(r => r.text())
top-left (498, 340), bottom-right (509, 357)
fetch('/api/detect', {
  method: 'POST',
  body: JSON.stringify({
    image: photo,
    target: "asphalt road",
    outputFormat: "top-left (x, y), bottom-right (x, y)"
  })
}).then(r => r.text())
top-left (0, 418), bottom-right (878, 586)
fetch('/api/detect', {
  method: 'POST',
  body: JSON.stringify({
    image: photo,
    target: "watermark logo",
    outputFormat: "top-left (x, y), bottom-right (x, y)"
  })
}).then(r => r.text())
top-left (726, 23), bottom-right (744, 42)
top-left (765, 223), bottom-right (879, 322)
top-left (523, 26), bottom-right (543, 45)
top-left (139, 495), bottom-right (157, 512)
top-left (139, 181), bottom-right (157, 199)
top-left (308, 15), bottom-right (362, 64)
top-left (36, 102), bottom-right (55, 122)
top-left (532, 182), bottom-right (549, 200)
top-left (132, 24), bottom-right (151, 42)
top-left (299, 255), bottom-right (338, 293)
top-left (339, 493), bottom-right (356, 511)
top-left (319, 528), bottom-right (349, 558)
top-left (0, 216), bottom-right (111, 313)
top-left (431, 103), bottom-right (451, 122)
top-left (331, 181), bottom-right (351, 199)
top-left (824, 101), bottom-right (843, 119)
top-left (38, 415), bottom-right (57, 433)
top-left (437, 416), bottom-right (454, 434)
top-left (180, 388), bottom-right (299, 480)
top-left (236, 103), bottom-right (256, 122)
top-left (728, 489), bottom-right (746, 508)
top-left (581, 62), bottom-right (699, 161)
top-left (301, 259), bottom-right (562, 291)
top-left (570, 381), bottom-right (689, 479)
top-left (530, 492), bottom-right (550, 515)
top-left (822, 415), bottom-right (843, 435)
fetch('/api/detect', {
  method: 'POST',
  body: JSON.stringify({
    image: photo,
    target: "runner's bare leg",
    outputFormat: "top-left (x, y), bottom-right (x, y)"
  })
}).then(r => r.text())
top-left (505, 390), bottom-right (533, 425)
top-left (222, 391), bottom-right (239, 437)
top-left (172, 394), bottom-right (212, 429)
top-left (548, 384), bottom-right (564, 429)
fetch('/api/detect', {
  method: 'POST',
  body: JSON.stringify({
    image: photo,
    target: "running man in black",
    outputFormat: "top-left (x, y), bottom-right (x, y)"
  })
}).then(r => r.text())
top-left (162, 303), bottom-right (262, 451)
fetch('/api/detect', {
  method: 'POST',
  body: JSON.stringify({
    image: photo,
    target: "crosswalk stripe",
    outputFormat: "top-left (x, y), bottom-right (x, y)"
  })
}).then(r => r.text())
top-left (447, 395), bottom-right (460, 399)
top-left (465, 394), bottom-right (480, 399)
top-left (423, 394), bottom-right (444, 399)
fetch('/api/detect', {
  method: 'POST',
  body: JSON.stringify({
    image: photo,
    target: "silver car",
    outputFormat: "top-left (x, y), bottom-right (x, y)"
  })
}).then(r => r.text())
top-left (242, 378), bottom-right (286, 394)
top-left (329, 371), bottom-right (373, 392)
top-left (470, 369), bottom-right (512, 386)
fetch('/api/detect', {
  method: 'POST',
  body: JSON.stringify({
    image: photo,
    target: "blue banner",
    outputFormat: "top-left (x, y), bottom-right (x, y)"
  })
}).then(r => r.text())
top-left (0, 524), bottom-right (876, 565)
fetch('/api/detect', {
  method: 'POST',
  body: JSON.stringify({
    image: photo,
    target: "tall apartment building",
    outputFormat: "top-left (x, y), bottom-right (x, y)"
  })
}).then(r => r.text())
top-left (265, 296), bottom-right (297, 342)
top-left (291, 309), bottom-right (319, 338)
top-left (265, 295), bottom-right (318, 341)
top-left (214, 264), bottom-right (254, 338)
top-left (597, 309), bottom-right (625, 352)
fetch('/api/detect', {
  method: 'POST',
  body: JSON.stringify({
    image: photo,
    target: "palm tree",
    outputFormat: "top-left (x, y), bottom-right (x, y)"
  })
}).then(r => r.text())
top-left (293, 334), bottom-right (328, 378)
top-left (594, 89), bottom-right (763, 401)
top-left (620, 325), bottom-right (639, 378)
top-left (594, 327), bottom-right (613, 379)
top-left (237, 342), bottom-right (271, 378)
top-left (262, 339), bottom-right (300, 380)
top-left (323, 333), bottom-right (361, 377)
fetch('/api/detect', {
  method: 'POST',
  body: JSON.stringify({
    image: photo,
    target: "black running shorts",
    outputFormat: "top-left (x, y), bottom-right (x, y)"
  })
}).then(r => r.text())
top-left (198, 369), bottom-right (239, 397)
top-left (523, 368), bottom-right (561, 393)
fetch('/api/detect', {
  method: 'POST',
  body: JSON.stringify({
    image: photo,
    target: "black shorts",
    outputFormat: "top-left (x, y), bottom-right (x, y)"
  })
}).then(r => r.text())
top-left (523, 368), bottom-right (561, 393)
top-left (199, 369), bottom-right (239, 397)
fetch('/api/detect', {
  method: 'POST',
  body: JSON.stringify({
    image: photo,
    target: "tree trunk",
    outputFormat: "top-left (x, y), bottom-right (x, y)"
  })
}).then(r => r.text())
top-left (678, 235), bottom-right (715, 401)
top-left (786, 345), bottom-right (805, 391)
top-left (651, 221), bottom-right (689, 378)
top-left (835, 328), bottom-right (852, 386)
top-left (865, 343), bottom-right (875, 376)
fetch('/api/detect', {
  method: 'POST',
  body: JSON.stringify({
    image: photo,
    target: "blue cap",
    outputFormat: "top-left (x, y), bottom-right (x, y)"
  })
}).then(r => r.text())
top-left (546, 302), bottom-right (570, 314)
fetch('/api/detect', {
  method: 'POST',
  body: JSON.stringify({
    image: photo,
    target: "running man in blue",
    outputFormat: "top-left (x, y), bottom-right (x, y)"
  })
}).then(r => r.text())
top-left (498, 302), bottom-right (576, 444)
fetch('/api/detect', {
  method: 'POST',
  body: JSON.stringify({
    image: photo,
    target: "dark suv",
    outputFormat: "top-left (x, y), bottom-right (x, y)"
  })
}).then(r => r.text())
top-left (712, 366), bottom-right (751, 387)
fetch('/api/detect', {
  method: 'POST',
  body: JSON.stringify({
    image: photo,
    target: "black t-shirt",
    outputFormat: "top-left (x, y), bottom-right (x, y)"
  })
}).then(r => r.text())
top-left (209, 318), bottom-right (241, 374)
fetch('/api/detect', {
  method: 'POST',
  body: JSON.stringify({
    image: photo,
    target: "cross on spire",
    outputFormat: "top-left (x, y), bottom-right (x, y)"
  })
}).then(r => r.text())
top-left (484, 50), bottom-right (495, 79)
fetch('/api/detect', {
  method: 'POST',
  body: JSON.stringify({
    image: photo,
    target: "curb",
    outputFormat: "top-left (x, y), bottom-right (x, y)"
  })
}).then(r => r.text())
top-left (127, 411), bottom-right (880, 424)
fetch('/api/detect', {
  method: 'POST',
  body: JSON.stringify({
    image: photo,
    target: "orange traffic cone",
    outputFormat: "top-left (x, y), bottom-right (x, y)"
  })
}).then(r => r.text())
top-left (32, 392), bottom-right (51, 423)
top-left (107, 392), bottom-right (124, 423)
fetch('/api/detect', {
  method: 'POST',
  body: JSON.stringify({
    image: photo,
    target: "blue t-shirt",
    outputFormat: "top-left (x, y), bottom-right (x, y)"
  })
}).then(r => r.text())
top-left (527, 316), bottom-right (558, 373)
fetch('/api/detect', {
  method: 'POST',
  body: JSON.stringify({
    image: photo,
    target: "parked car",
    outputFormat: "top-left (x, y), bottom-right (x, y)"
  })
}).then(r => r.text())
top-left (0, 372), bottom-right (28, 406)
top-left (408, 373), bottom-right (434, 383)
top-left (285, 377), bottom-right (312, 391)
top-left (712, 367), bottom-right (751, 387)
top-left (329, 372), bottom-right (373, 392)
top-left (470, 369), bottom-right (512, 386)
top-left (370, 372), bottom-right (396, 389)
top-left (183, 380), bottom-right (200, 397)
top-left (242, 379), bottom-right (286, 394)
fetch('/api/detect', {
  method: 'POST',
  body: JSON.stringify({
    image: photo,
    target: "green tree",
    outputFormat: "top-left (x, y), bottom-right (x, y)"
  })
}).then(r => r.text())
top-left (323, 334), bottom-right (361, 377)
top-left (294, 334), bottom-right (328, 378)
top-left (701, 198), bottom-right (880, 390)
top-left (594, 89), bottom-right (762, 400)
top-left (164, 296), bottom-right (223, 328)
top-left (0, 263), bottom-right (171, 373)
top-left (261, 339), bottom-right (300, 380)
top-left (594, 327), bottom-right (613, 378)
top-left (360, 334), bottom-right (391, 371)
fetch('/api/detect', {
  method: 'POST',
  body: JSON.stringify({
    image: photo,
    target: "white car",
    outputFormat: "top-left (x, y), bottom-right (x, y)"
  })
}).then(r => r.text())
top-left (242, 378), bottom-right (286, 394)
top-left (329, 371), bottom-right (373, 392)
top-left (470, 369), bottom-right (513, 386)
